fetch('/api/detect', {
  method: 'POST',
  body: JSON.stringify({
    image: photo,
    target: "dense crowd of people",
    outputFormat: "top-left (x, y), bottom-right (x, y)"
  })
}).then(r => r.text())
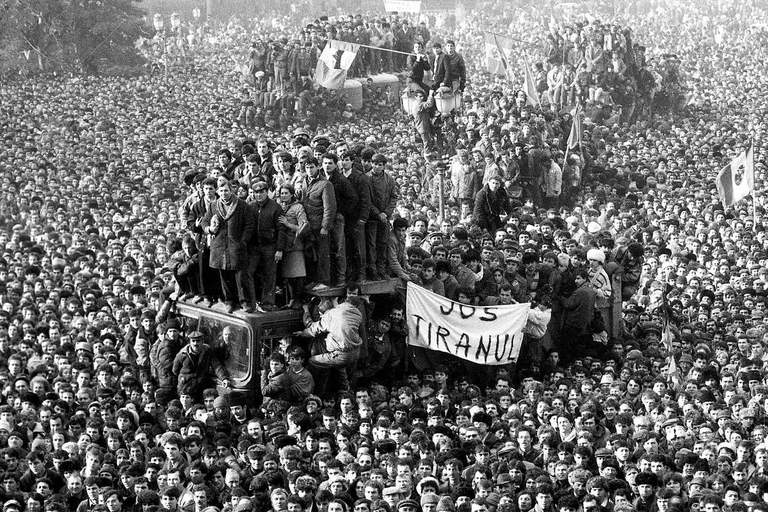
top-left (2, 2), bottom-right (768, 512)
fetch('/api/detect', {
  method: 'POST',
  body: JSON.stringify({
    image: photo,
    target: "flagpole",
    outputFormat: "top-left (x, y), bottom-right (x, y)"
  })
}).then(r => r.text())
top-left (752, 137), bottom-right (759, 229)
top-left (485, 31), bottom-right (543, 49)
top-left (323, 37), bottom-right (415, 57)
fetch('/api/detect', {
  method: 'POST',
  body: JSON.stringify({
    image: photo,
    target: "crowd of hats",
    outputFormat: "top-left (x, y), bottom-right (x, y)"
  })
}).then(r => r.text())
top-left (1, 1), bottom-right (768, 512)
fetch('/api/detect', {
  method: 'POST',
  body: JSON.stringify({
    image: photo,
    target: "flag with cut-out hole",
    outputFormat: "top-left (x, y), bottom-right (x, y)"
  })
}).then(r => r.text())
top-left (314, 39), bottom-right (359, 90)
top-left (715, 143), bottom-right (753, 208)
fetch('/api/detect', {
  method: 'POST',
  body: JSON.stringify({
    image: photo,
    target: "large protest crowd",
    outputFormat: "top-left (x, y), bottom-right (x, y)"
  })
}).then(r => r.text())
top-left (2, 2), bottom-right (768, 512)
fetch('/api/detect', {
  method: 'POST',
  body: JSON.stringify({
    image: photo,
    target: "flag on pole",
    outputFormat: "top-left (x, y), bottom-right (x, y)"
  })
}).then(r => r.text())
top-left (567, 105), bottom-right (583, 151)
top-left (715, 143), bottom-right (754, 208)
top-left (660, 294), bottom-right (681, 391)
top-left (456, 2), bottom-right (467, 23)
top-left (314, 39), bottom-right (359, 90)
top-left (492, 34), bottom-right (513, 81)
top-left (483, 32), bottom-right (513, 78)
top-left (522, 52), bottom-right (540, 107)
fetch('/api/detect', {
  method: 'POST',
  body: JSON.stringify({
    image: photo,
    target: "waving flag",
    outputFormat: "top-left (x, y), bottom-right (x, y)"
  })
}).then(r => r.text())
top-left (484, 32), bottom-right (513, 79)
top-left (567, 104), bottom-right (583, 151)
top-left (661, 294), bottom-right (681, 391)
top-left (522, 51), bottom-right (540, 107)
top-left (715, 143), bottom-right (754, 208)
top-left (314, 39), bottom-right (359, 90)
top-left (493, 34), bottom-right (513, 81)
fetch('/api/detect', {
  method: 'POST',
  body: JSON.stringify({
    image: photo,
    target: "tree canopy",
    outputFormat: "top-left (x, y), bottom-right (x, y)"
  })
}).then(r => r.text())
top-left (0, 0), bottom-right (147, 75)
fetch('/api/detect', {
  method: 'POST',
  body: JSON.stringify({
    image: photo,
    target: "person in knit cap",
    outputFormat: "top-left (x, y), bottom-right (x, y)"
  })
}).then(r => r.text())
top-left (473, 171), bottom-right (512, 235)
top-left (435, 497), bottom-right (455, 512)
top-left (421, 494), bottom-right (440, 512)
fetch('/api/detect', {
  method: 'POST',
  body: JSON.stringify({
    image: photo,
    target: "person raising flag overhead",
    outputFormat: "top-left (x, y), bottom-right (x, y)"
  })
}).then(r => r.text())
top-left (715, 142), bottom-right (754, 208)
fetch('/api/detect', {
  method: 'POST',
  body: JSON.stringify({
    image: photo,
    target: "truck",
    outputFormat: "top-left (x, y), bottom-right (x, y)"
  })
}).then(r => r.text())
top-left (169, 279), bottom-right (398, 403)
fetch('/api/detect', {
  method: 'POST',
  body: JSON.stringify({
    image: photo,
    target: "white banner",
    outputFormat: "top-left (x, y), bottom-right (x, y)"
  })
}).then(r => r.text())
top-left (406, 282), bottom-right (529, 365)
top-left (385, 0), bottom-right (422, 13)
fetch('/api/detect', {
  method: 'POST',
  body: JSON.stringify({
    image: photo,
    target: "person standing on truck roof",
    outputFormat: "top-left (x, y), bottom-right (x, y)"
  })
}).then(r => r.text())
top-left (294, 294), bottom-right (362, 397)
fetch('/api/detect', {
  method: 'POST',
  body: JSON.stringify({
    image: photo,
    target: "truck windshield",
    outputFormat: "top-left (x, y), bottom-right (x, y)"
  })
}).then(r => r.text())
top-left (194, 316), bottom-right (251, 381)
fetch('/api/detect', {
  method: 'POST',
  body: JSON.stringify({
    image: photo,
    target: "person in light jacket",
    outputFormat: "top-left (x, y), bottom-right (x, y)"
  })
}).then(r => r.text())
top-left (540, 153), bottom-right (562, 209)
top-left (295, 295), bottom-right (362, 397)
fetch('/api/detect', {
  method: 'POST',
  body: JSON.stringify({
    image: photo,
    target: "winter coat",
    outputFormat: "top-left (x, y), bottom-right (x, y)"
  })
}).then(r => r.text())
top-left (387, 232), bottom-right (411, 280)
top-left (561, 281), bottom-right (596, 335)
top-left (541, 162), bottom-right (563, 197)
top-left (446, 52), bottom-right (467, 90)
top-left (406, 53), bottom-right (431, 84)
top-left (301, 302), bottom-right (363, 353)
top-left (589, 265), bottom-right (612, 309)
top-left (299, 175), bottom-right (337, 232)
top-left (151, 336), bottom-right (182, 389)
top-left (344, 169), bottom-right (373, 224)
top-left (260, 370), bottom-right (293, 401)
top-left (369, 170), bottom-right (399, 220)
top-left (247, 198), bottom-right (287, 250)
top-left (450, 160), bottom-right (481, 201)
top-left (168, 249), bottom-right (199, 278)
top-left (172, 343), bottom-right (227, 396)
top-left (431, 53), bottom-right (451, 87)
top-left (281, 199), bottom-right (310, 252)
top-left (202, 197), bottom-right (254, 270)
top-left (327, 170), bottom-right (360, 222)
top-left (473, 184), bottom-right (512, 233)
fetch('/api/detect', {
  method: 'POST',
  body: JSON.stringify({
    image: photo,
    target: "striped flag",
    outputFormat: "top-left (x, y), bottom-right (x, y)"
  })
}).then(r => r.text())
top-left (567, 105), bottom-right (583, 151)
top-left (493, 34), bottom-right (513, 81)
top-left (522, 51), bottom-right (540, 107)
top-left (661, 294), bottom-right (681, 391)
top-left (715, 143), bottom-right (754, 208)
top-left (484, 32), bottom-right (513, 78)
top-left (314, 39), bottom-right (359, 90)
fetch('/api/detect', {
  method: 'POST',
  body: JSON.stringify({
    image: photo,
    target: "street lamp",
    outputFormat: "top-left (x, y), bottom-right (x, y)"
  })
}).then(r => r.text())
top-left (433, 86), bottom-right (461, 115)
top-left (169, 13), bottom-right (186, 68)
top-left (152, 13), bottom-right (168, 82)
top-left (190, 8), bottom-right (201, 48)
